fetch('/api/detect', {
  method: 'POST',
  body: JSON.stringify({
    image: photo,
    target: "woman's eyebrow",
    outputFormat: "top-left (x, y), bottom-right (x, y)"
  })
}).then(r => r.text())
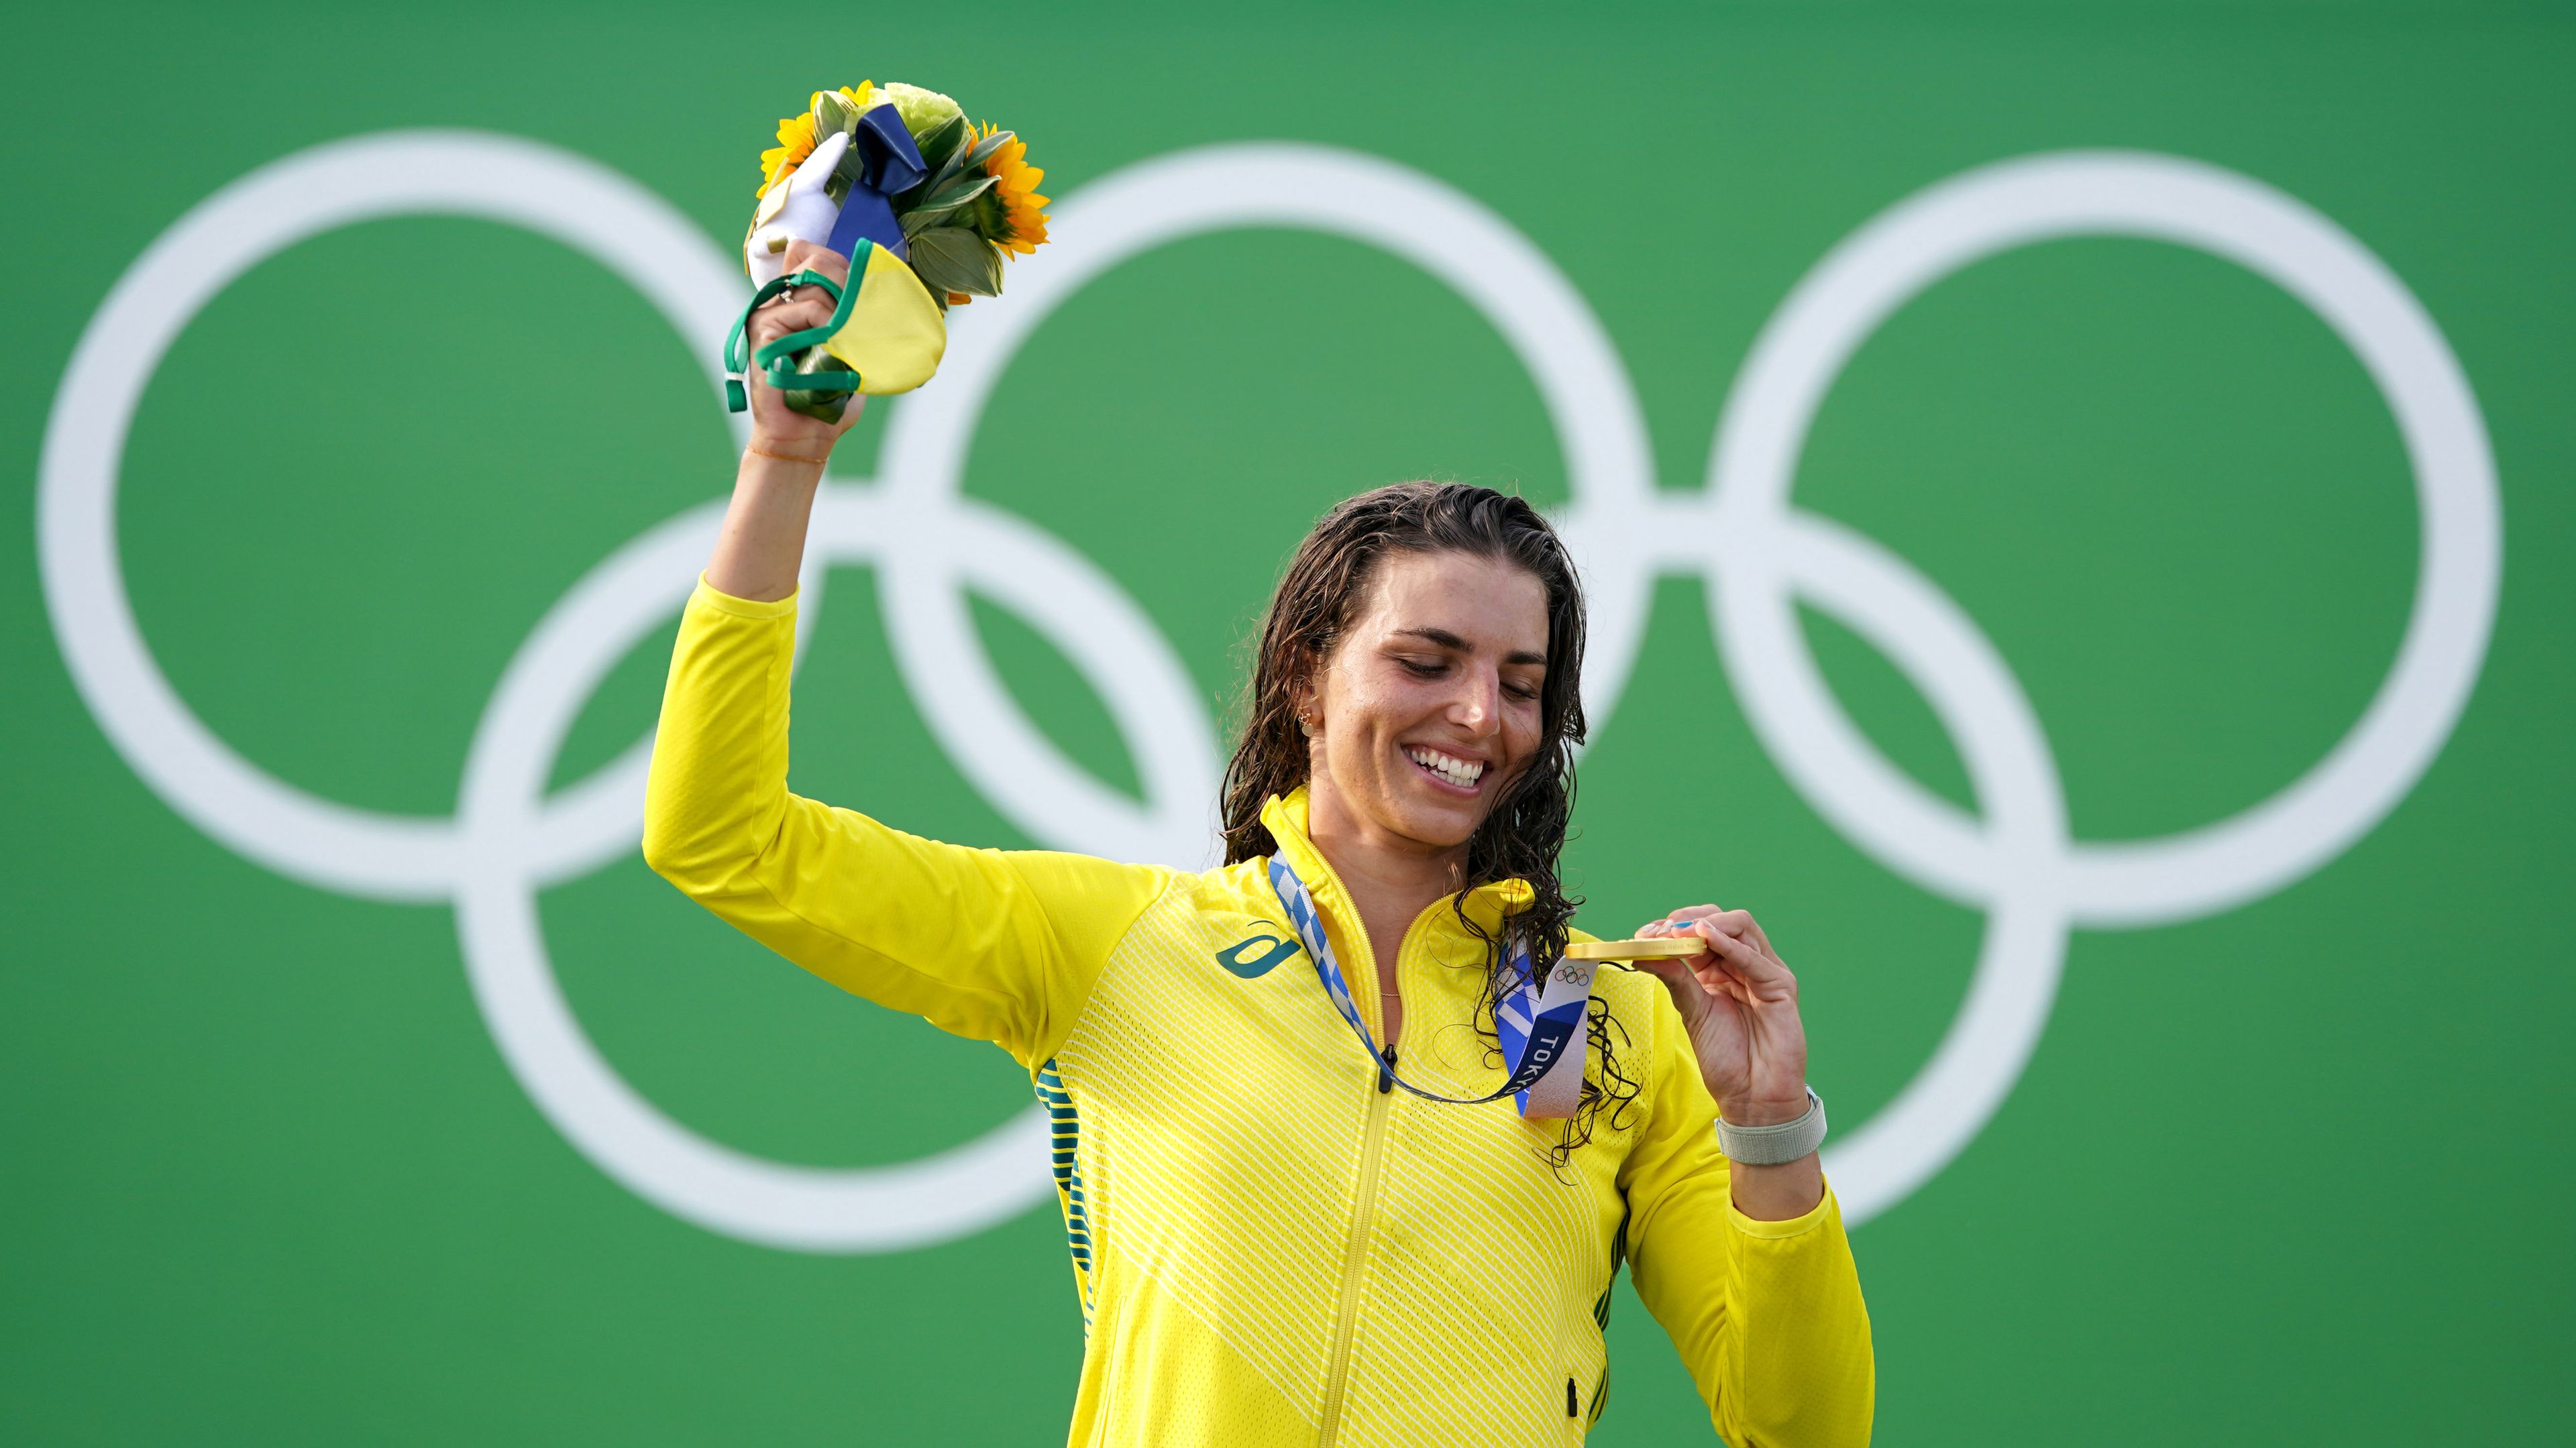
top-left (1392, 626), bottom-right (1546, 668)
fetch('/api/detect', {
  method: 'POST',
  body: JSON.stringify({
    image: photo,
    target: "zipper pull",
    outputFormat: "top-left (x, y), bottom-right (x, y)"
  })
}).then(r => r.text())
top-left (1377, 1045), bottom-right (1397, 1094)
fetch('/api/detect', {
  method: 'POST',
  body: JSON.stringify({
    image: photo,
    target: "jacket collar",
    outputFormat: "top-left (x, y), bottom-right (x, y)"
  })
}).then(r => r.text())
top-left (1257, 787), bottom-right (1533, 949)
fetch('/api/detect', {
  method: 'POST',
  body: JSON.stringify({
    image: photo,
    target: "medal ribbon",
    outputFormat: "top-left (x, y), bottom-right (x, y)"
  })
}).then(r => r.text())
top-left (1267, 856), bottom-right (1597, 1119)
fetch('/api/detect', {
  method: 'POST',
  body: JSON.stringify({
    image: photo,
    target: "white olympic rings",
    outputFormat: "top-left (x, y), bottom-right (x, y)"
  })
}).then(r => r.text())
top-left (38, 131), bottom-right (2498, 1247)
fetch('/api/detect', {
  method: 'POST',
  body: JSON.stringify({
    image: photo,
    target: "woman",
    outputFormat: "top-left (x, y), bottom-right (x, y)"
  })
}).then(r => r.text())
top-left (645, 239), bottom-right (1873, 1446)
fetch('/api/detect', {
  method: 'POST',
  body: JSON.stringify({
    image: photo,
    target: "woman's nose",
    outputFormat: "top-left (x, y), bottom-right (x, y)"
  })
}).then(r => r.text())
top-left (1450, 669), bottom-right (1501, 733)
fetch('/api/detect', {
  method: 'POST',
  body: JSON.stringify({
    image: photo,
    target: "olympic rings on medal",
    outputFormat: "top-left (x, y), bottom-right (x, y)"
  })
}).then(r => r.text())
top-left (38, 131), bottom-right (2500, 1248)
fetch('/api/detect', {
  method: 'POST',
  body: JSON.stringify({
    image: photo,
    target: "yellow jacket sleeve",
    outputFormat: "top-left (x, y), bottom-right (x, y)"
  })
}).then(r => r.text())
top-left (640, 579), bottom-right (1171, 1069)
top-left (1620, 996), bottom-right (1876, 1446)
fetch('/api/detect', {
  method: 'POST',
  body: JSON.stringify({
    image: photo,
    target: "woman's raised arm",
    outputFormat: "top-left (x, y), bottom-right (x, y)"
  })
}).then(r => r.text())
top-left (705, 239), bottom-right (864, 601)
top-left (641, 239), bottom-right (1170, 1068)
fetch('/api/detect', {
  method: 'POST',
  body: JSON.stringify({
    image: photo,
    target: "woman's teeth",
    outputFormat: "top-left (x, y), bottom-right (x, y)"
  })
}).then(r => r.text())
top-left (1405, 746), bottom-right (1485, 789)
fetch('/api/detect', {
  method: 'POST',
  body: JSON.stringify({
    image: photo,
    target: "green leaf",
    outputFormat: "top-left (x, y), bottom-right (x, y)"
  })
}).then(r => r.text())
top-left (908, 225), bottom-right (1004, 297)
top-left (776, 344), bottom-right (854, 421)
top-left (812, 89), bottom-right (864, 137)
top-left (903, 227), bottom-right (977, 295)
top-left (967, 188), bottom-right (1012, 243)
top-left (963, 129), bottom-right (1012, 168)
top-left (912, 113), bottom-right (967, 173)
top-left (785, 388), bottom-right (850, 422)
top-left (829, 135), bottom-right (868, 190)
top-left (898, 188), bottom-right (983, 238)
top-left (911, 174), bottom-right (997, 223)
top-left (901, 139), bottom-right (970, 209)
top-left (793, 346), bottom-right (851, 382)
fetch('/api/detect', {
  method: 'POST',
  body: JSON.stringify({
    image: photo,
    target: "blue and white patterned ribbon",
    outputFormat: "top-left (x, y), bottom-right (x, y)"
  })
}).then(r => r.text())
top-left (1268, 855), bottom-right (1597, 1118)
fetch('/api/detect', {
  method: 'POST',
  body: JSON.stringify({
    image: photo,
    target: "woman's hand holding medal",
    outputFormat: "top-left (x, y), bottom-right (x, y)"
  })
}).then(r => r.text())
top-left (1633, 905), bottom-right (1827, 1219)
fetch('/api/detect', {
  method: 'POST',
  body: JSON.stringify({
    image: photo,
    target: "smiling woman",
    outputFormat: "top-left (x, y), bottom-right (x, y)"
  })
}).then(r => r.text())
top-left (1218, 486), bottom-right (1599, 1130)
top-left (641, 251), bottom-right (1872, 1446)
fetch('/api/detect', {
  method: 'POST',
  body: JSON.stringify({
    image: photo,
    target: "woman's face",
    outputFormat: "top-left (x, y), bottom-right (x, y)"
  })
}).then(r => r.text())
top-left (1305, 549), bottom-right (1551, 854)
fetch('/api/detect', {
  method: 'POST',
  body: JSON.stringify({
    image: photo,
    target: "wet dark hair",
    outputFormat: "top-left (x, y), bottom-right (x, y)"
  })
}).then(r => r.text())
top-left (1220, 482), bottom-right (1636, 1166)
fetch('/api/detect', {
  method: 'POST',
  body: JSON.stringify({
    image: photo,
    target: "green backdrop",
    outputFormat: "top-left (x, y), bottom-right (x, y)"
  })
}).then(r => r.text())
top-left (5, 3), bottom-right (2570, 1442)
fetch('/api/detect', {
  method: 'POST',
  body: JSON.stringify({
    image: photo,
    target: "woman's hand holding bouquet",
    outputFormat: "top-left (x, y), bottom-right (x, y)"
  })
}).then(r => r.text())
top-left (722, 81), bottom-right (1049, 421)
top-left (741, 239), bottom-right (867, 456)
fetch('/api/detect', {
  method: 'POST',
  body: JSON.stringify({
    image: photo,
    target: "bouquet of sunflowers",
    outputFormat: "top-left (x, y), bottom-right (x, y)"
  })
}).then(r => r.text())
top-left (724, 81), bottom-right (1050, 419)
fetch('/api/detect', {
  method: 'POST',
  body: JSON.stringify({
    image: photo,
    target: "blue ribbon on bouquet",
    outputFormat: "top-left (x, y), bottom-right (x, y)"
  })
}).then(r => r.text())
top-left (823, 103), bottom-right (929, 263)
top-left (1267, 856), bottom-right (1595, 1115)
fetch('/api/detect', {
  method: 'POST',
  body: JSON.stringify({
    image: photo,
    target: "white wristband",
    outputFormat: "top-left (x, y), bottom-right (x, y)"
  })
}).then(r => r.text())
top-left (1715, 1087), bottom-right (1826, 1166)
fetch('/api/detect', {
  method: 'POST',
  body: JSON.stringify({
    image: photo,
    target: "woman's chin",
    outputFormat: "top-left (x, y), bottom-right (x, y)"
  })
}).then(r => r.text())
top-left (1379, 791), bottom-right (1487, 851)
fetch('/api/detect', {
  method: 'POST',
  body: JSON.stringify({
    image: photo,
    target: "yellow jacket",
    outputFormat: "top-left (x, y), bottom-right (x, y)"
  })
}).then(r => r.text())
top-left (644, 578), bottom-right (1874, 1447)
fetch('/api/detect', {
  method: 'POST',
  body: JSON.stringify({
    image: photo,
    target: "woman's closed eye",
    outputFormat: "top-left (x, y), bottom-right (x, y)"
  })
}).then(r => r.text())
top-left (1397, 655), bottom-right (1542, 702)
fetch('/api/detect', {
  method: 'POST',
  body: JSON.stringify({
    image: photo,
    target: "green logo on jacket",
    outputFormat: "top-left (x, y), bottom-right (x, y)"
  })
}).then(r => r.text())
top-left (1215, 930), bottom-right (1302, 979)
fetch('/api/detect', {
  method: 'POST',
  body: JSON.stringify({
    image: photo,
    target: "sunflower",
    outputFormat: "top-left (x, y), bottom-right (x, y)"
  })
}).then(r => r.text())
top-left (756, 83), bottom-right (873, 196)
top-left (973, 123), bottom-right (1050, 255)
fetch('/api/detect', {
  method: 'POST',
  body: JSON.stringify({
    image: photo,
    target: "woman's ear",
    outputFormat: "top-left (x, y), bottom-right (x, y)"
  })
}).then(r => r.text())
top-left (1290, 657), bottom-right (1322, 738)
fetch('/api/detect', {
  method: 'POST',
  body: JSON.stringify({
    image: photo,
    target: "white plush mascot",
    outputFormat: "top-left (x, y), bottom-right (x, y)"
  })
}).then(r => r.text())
top-left (745, 130), bottom-right (851, 286)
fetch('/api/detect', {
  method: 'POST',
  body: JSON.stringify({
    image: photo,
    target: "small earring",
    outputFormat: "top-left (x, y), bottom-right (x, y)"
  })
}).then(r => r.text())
top-left (1297, 713), bottom-right (1317, 738)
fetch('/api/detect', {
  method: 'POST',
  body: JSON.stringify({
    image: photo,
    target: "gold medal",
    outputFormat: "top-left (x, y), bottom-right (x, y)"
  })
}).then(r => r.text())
top-left (1564, 936), bottom-right (1706, 962)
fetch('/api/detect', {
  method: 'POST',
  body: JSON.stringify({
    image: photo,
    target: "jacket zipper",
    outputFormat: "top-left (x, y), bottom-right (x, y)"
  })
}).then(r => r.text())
top-left (1297, 859), bottom-right (1452, 1447)
top-left (1316, 1044), bottom-right (1397, 1447)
